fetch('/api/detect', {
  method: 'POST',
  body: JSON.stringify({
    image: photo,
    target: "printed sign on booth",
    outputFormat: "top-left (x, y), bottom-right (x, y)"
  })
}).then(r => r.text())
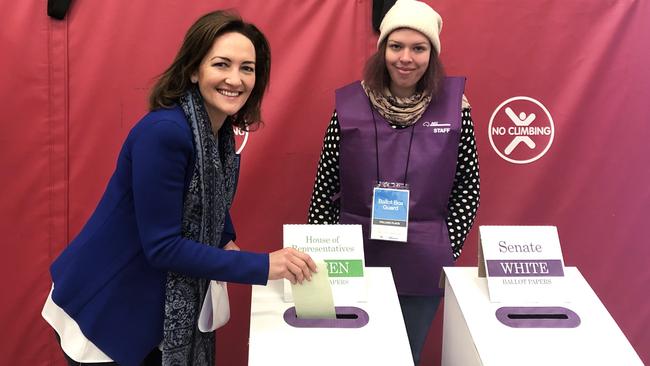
top-left (283, 224), bottom-right (366, 304)
top-left (479, 225), bottom-right (568, 303)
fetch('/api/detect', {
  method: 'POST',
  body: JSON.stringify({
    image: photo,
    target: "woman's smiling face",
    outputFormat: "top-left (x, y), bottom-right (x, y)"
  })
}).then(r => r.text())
top-left (192, 31), bottom-right (256, 128)
top-left (384, 28), bottom-right (431, 98)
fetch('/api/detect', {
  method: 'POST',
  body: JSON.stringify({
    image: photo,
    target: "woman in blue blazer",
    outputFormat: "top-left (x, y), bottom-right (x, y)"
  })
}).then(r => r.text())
top-left (42, 10), bottom-right (316, 366)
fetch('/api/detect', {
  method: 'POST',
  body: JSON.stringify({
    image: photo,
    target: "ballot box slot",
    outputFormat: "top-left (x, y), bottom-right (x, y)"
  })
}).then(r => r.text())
top-left (496, 306), bottom-right (580, 328)
top-left (507, 313), bottom-right (568, 320)
top-left (283, 306), bottom-right (369, 328)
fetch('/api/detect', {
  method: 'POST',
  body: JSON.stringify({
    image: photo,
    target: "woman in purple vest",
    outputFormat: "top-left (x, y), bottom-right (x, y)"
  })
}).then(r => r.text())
top-left (308, 0), bottom-right (480, 364)
top-left (42, 10), bottom-right (317, 366)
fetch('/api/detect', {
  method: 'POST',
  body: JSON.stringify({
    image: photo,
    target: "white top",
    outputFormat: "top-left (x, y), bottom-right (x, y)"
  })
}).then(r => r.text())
top-left (42, 282), bottom-right (222, 362)
top-left (42, 286), bottom-right (113, 362)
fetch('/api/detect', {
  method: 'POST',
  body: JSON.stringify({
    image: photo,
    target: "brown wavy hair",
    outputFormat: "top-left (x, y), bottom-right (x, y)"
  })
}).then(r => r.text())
top-left (363, 36), bottom-right (445, 99)
top-left (149, 10), bottom-right (271, 131)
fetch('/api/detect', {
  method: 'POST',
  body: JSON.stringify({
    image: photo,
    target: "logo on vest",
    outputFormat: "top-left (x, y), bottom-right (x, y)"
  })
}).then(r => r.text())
top-left (234, 126), bottom-right (249, 154)
top-left (422, 121), bottom-right (451, 134)
top-left (488, 96), bottom-right (554, 164)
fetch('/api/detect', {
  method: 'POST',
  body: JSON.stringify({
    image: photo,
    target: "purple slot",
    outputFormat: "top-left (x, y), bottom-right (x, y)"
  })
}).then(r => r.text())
top-left (283, 306), bottom-right (369, 328)
top-left (496, 306), bottom-right (580, 328)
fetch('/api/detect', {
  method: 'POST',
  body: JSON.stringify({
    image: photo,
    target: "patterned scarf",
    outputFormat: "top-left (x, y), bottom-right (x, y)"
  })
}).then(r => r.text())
top-left (362, 81), bottom-right (431, 126)
top-left (161, 86), bottom-right (238, 366)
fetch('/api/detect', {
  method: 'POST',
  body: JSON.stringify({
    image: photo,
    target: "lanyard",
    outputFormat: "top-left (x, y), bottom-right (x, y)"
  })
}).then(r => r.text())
top-left (369, 100), bottom-right (416, 186)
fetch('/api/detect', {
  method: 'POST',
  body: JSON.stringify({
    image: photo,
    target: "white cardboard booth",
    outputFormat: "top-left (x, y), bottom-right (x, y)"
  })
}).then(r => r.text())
top-left (441, 266), bottom-right (643, 366)
top-left (248, 267), bottom-right (412, 365)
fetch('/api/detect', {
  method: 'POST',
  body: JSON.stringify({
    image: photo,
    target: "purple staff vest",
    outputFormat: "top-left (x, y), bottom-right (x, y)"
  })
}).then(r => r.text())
top-left (336, 77), bottom-right (465, 296)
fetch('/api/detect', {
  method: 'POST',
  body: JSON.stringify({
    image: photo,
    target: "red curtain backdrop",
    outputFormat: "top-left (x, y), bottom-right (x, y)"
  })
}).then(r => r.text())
top-left (1, 1), bottom-right (648, 365)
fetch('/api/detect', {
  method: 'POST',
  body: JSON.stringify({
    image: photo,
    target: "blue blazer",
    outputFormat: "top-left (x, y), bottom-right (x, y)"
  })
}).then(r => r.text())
top-left (50, 106), bottom-right (269, 366)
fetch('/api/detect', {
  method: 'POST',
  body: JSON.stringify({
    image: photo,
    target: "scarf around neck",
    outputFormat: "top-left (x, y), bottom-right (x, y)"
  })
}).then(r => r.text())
top-left (161, 86), bottom-right (238, 366)
top-left (362, 81), bottom-right (432, 126)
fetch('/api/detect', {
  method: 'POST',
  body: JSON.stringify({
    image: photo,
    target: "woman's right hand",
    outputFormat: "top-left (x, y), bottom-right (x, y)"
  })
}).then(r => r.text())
top-left (268, 248), bottom-right (318, 284)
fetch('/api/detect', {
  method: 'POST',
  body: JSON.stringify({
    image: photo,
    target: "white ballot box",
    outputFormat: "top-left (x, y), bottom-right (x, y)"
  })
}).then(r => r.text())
top-left (441, 267), bottom-right (643, 366)
top-left (249, 267), bottom-right (412, 366)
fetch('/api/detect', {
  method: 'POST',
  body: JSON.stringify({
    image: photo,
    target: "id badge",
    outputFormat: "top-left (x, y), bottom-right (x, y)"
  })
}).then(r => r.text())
top-left (370, 182), bottom-right (409, 242)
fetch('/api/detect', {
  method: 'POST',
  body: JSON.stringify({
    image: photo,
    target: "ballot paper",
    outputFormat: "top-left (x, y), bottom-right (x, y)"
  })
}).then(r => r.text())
top-left (290, 261), bottom-right (336, 319)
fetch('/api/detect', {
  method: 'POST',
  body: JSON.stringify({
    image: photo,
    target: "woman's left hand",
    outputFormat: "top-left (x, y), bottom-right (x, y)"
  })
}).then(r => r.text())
top-left (223, 241), bottom-right (240, 251)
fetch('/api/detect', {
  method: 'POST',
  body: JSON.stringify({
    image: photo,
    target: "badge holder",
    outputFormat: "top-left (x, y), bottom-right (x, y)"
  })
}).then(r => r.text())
top-left (370, 182), bottom-right (409, 242)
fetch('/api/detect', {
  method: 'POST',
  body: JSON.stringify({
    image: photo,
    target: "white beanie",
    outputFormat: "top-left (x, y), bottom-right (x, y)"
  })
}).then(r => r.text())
top-left (377, 0), bottom-right (443, 55)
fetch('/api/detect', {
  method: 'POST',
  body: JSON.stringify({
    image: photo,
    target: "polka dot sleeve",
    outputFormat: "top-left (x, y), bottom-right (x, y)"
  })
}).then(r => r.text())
top-left (447, 107), bottom-right (480, 260)
top-left (307, 111), bottom-right (341, 224)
